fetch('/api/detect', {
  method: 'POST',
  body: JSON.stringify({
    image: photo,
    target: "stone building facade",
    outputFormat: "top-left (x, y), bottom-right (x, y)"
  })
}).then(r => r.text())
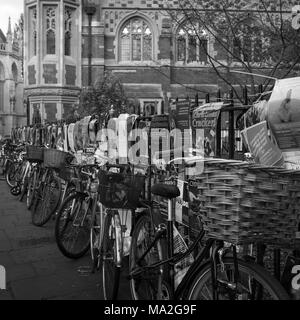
top-left (0, 19), bottom-right (25, 138)
top-left (24, 0), bottom-right (300, 123)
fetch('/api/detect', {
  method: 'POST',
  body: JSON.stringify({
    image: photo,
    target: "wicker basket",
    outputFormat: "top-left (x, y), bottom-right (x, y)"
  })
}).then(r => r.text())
top-left (26, 145), bottom-right (44, 162)
top-left (43, 149), bottom-right (69, 169)
top-left (98, 169), bottom-right (145, 209)
top-left (189, 159), bottom-right (300, 247)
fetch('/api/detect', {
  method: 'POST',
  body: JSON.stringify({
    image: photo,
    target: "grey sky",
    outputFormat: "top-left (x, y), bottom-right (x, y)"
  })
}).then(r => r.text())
top-left (0, 0), bottom-right (23, 36)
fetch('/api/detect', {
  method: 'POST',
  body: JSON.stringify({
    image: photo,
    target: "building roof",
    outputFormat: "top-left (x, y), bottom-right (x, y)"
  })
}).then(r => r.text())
top-left (0, 29), bottom-right (6, 43)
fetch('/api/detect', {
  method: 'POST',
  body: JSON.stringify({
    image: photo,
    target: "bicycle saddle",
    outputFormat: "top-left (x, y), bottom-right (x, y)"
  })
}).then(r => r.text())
top-left (151, 183), bottom-right (180, 199)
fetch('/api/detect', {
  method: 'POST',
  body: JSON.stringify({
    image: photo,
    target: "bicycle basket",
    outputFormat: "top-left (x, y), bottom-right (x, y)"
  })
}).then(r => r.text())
top-left (26, 145), bottom-right (44, 162)
top-left (43, 149), bottom-right (69, 169)
top-left (190, 159), bottom-right (300, 247)
top-left (98, 169), bottom-right (145, 209)
top-left (58, 165), bottom-right (77, 182)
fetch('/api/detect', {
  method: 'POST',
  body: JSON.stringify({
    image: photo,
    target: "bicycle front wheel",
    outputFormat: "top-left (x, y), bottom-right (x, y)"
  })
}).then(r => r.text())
top-left (55, 193), bottom-right (91, 259)
top-left (19, 164), bottom-right (30, 202)
top-left (27, 167), bottom-right (38, 209)
top-left (6, 161), bottom-right (20, 187)
top-left (129, 213), bottom-right (167, 300)
top-left (102, 211), bottom-right (121, 300)
top-left (187, 257), bottom-right (289, 300)
top-left (32, 174), bottom-right (61, 226)
top-left (90, 202), bottom-right (104, 272)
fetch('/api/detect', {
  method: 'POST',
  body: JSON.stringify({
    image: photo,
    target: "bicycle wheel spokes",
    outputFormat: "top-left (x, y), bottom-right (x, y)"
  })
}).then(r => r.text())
top-left (6, 162), bottom-right (18, 187)
top-left (130, 214), bottom-right (164, 300)
top-left (55, 194), bottom-right (91, 259)
top-left (90, 201), bottom-right (103, 268)
top-left (32, 175), bottom-right (61, 226)
top-left (27, 168), bottom-right (37, 209)
top-left (188, 259), bottom-right (289, 300)
top-left (102, 212), bottom-right (121, 300)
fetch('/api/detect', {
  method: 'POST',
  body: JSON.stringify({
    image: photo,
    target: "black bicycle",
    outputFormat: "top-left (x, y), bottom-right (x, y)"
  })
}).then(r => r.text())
top-left (129, 167), bottom-right (289, 300)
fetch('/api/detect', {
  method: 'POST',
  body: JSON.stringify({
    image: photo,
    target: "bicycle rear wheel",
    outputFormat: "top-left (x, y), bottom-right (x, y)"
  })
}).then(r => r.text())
top-left (129, 213), bottom-right (167, 300)
top-left (27, 167), bottom-right (38, 209)
top-left (90, 202), bottom-right (104, 272)
top-left (102, 211), bottom-right (121, 300)
top-left (0, 156), bottom-right (5, 175)
top-left (6, 161), bottom-right (20, 187)
top-left (31, 173), bottom-right (61, 226)
top-left (55, 193), bottom-right (91, 259)
top-left (187, 257), bottom-right (289, 300)
top-left (19, 164), bottom-right (30, 202)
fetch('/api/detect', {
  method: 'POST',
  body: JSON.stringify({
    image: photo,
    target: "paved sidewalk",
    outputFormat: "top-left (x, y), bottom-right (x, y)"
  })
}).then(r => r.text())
top-left (0, 180), bottom-right (130, 300)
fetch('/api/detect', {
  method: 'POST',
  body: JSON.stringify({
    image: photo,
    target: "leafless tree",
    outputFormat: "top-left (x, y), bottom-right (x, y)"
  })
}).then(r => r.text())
top-left (165, 0), bottom-right (300, 103)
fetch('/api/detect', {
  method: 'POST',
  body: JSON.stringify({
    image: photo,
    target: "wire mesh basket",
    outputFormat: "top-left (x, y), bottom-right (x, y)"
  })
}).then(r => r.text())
top-left (26, 145), bottom-right (44, 162)
top-left (58, 165), bottom-right (78, 182)
top-left (98, 169), bottom-right (146, 209)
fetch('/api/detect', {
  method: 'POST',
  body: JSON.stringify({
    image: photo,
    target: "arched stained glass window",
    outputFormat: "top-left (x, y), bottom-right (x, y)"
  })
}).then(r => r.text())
top-left (233, 21), bottom-right (266, 63)
top-left (46, 7), bottom-right (56, 55)
top-left (46, 30), bottom-right (56, 54)
top-left (12, 63), bottom-right (18, 83)
top-left (176, 21), bottom-right (208, 64)
top-left (120, 18), bottom-right (153, 62)
top-left (33, 31), bottom-right (37, 56)
top-left (32, 8), bottom-right (37, 56)
top-left (64, 9), bottom-right (72, 56)
top-left (0, 62), bottom-right (4, 112)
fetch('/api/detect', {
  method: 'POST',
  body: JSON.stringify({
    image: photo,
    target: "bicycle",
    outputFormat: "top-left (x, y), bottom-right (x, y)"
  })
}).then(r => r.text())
top-left (55, 164), bottom-right (101, 259)
top-left (4, 144), bottom-right (26, 188)
top-left (0, 141), bottom-right (13, 179)
top-left (30, 166), bottom-right (62, 226)
top-left (26, 161), bottom-right (43, 209)
top-left (30, 149), bottom-right (75, 227)
top-left (129, 162), bottom-right (290, 300)
top-left (98, 163), bottom-right (146, 300)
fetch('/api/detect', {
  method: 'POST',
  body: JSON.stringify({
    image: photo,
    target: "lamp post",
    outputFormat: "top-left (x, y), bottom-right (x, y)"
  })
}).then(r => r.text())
top-left (84, 0), bottom-right (97, 87)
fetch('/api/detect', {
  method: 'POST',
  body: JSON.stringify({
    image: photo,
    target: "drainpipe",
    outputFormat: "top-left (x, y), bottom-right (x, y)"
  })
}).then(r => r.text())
top-left (84, 3), bottom-right (96, 87)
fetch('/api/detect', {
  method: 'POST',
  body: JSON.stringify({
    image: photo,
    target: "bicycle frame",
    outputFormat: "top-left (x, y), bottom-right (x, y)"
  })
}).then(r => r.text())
top-left (133, 199), bottom-right (245, 300)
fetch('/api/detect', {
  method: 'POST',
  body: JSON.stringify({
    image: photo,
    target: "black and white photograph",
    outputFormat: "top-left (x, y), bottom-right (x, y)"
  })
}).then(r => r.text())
top-left (0, 0), bottom-right (300, 304)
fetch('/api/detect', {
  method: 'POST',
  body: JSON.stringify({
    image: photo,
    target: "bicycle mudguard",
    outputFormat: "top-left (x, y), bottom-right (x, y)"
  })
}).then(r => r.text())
top-left (174, 240), bottom-right (214, 299)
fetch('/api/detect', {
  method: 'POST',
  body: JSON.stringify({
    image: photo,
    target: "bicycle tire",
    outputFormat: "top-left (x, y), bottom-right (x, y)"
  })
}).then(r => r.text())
top-left (26, 167), bottom-right (37, 209)
top-left (186, 257), bottom-right (290, 300)
top-left (1, 158), bottom-right (11, 178)
top-left (55, 193), bottom-right (91, 259)
top-left (102, 211), bottom-right (121, 300)
top-left (90, 202), bottom-right (104, 272)
top-left (19, 166), bottom-right (30, 202)
top-left (31, 174), bottom-right (61, 226)
top-left (6, 161), bottom-right (19, 187)
top-left (0, 156), bottom-right (5, 175)
top-left (129, 212), bottom-right (168, 300)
